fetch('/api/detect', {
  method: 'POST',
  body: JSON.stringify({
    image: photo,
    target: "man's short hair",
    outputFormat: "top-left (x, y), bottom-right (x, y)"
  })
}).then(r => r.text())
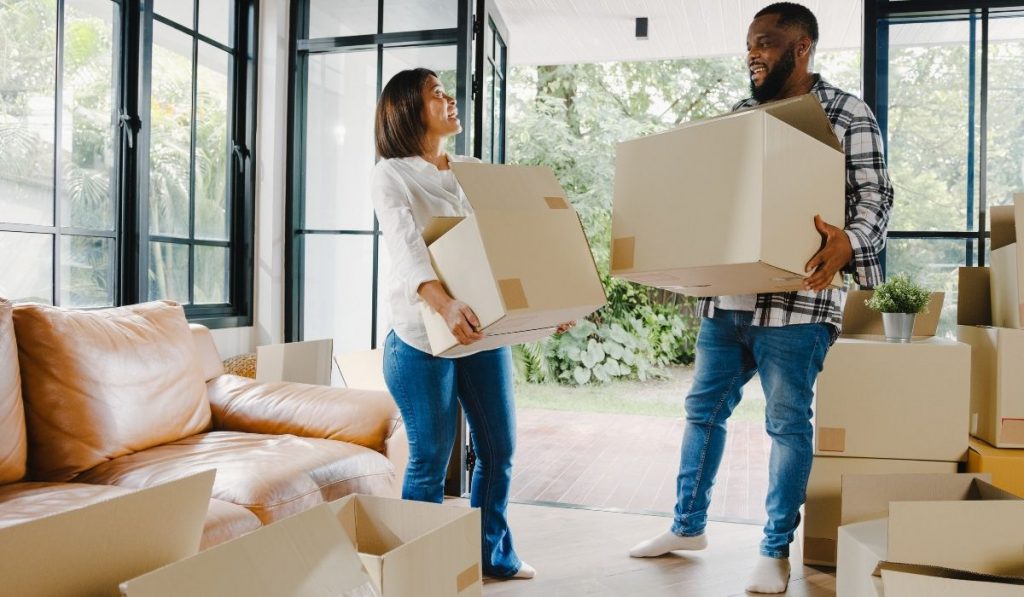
top-left (755, 2), bottom-right (819, 46)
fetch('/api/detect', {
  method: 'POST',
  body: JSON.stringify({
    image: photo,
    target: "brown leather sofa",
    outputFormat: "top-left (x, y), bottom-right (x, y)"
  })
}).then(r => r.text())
top-left (0, 299), bottom-right (407, 549)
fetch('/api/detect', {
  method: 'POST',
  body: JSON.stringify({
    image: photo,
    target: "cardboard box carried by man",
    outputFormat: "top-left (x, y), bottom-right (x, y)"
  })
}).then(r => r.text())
top-left (610, 93), bottom-right (844, 296)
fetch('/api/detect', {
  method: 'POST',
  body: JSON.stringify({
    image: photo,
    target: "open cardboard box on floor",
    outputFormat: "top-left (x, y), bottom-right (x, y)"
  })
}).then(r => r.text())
top-left (801, 456), bottom-right (956, 567)
top-left (836, 473), bottom-right (1024, 597)
top-left (0, 471), bottom-right (214, 597)
top-left (123, 494), bottom-right (482, 597)
top-left (957, 267), bottom-right (1024, 448)
top-left (420, 162), bottom-right (606, 357)
top-left (878, 562), bottom-right (1024, 597)
top-left (610, 93), bottom-right (844, 296)
top-left (814, 291), bottom-right (970, 462)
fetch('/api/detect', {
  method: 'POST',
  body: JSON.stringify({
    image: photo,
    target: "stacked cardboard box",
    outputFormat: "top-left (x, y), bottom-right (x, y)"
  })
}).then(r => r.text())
top-left (802, 292), bottom-right (971, 566)
top-left (835, 473), bottom-right (1024, 596)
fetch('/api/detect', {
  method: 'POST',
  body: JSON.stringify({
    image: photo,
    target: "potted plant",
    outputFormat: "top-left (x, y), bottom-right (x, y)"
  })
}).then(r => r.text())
top-left (864, 273), bottom-right (932, 343)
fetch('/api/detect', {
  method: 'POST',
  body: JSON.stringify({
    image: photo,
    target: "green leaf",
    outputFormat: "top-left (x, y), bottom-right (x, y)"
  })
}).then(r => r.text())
top-left (573, 366), bottom-right (592, 385)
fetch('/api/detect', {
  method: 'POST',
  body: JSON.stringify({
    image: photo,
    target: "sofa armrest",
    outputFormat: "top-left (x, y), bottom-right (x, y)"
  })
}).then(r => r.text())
top-left (206, 374), bottom-right (401, 453)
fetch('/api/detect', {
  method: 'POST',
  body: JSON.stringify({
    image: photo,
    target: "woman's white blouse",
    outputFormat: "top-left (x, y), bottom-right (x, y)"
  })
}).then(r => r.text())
top-left (371, 154), bottom-right (481, 355)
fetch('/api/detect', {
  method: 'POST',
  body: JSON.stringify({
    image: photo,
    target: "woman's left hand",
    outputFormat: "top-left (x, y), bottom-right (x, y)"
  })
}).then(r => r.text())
top-left (555, 321), bottom-right (576, 334)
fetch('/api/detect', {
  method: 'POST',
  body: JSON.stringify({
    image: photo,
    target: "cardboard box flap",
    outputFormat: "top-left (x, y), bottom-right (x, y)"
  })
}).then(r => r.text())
top-left (759, 93), bottom-right (843, 152)
top-left (991, 205), bottom-right (1017, 251)
top-left (0, 471), bottom-right (214, 597)
top-left (841, 290), bottom-right (944, 336)
top-left (959, 266), bottom-right (992, 326)
top-left (333, 494), bottom-right (472, 555)
top-left (422, 216), bottom-right (466, 246)
top-left (450, 163), bottom-right (573, 213)
top-left (876, 561), bottom-right (1024, 586)
top-left (121, 503), bottom-right (380, 597)
top-left (840, 472), bottom-right (989, 526)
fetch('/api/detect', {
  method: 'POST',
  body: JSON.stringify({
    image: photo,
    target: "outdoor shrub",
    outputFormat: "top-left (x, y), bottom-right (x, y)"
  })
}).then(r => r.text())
top-left (864, 273), bottom-right (931, 314)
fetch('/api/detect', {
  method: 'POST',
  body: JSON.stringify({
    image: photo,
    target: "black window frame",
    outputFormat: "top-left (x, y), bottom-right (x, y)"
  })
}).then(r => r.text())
top-left (0, 0), bottom-right (257, 329)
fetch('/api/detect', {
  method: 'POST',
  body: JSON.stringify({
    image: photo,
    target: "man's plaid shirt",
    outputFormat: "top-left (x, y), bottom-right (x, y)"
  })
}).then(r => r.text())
top-left (697, 76), bottom-right (894, 333)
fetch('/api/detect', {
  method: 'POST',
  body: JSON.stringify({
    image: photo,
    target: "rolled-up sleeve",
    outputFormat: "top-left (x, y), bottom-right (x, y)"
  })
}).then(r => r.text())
top-left (841, 100), bottom-right (894, 288)
top-left (371, 164), bottom-right (438, 303)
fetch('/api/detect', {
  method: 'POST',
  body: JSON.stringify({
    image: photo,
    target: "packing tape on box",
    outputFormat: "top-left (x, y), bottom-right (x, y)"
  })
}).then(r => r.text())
top-left (1002, 419), bottom-right (1024, 445)
top-left (498, 278), bottom-right (529, 310)
top-left (803, 536), bottom-right (837, 565)
top-left (612, 237), bottom-right (635, 271)
top-left (457, 563), bottom-right (481, 593)
top-left (817, 427), bottom-right (846, 452)
top-left (544, 196), bottom-right (569, 209)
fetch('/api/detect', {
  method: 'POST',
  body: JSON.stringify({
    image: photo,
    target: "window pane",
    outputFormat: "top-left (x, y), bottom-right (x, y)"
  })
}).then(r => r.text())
top-left (381, 45), bottom-right (458, 155)
top-left (154, 0), bottom-right (194, 29)
top-left (986, 16), bottom-right (1024, 208)
top-left (815, 49), bottom-right (862, 103)
top-left (885, 238), bottom-right (968, 338)
top-left (0, 0), bottom-right (57, 227)
top-left (303, 234), bottom-right (373, 353)
top-left (308, 0), bottom-right (377, 39)
top-left (886, 21), bottom-right (974, 232)
top-left (305, 50), bottom-right (377, 231)
top-left (383, 0), bottom-right (457, 34)
top-left (198, 0), bottom-right (231, 47)
top-left (194, 244), bottom-right (228, 303)
top-left (0, 232), bottom-right (53, 303)
top-left (149, 241), bottom-right (190, 302)
top-left (62, 0), bottom-right (117, 231)
top-left (195, 43), bottom-right (230, 241)
top-left (61, 235), bottom-right (113, 307)
top-left (149, 23), bottom-right (194, 238)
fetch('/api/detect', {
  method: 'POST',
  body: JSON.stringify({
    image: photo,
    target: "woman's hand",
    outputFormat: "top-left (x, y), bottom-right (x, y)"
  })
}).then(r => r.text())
top-left (556, 321), bottom-right (576, 334)
top-left (418, 280), bottom-right (484, 345)
top-left (443, 300), bottom-right (484, 345)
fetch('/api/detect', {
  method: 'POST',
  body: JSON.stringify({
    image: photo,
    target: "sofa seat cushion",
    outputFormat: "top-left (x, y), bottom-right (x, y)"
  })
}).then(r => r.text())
top-left (73, 431), bottom-right (395, 523)
top-left (0, 481), bottom-right (261, 549)
top-left (12, 301), bottom-right (211, 481)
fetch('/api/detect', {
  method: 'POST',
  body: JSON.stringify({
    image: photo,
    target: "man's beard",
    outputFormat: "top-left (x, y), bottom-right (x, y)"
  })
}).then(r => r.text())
top-left (750, 44), bottom-right (797, 103)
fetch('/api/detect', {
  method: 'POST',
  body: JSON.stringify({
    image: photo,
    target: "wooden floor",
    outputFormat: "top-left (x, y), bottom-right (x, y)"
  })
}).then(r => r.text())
top-left (512, 409), bottom-right (771, 523)
top-left (475, 501), bottom-right (836, 597)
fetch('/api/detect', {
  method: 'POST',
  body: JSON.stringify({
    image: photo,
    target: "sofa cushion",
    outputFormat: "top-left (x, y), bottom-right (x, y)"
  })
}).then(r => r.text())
top-left (0, 481), bottom-right (261, 549)
top-left (0, 299), bottom-right (27, 483)
top-left (13, 301), bottom-right (211, 481)
top-left (73, 431), bottom-right (395, 524)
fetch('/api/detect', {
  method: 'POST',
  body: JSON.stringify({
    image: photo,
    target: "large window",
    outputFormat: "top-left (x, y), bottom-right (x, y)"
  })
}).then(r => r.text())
top-left (866, 2), bottom-right (1024, 334)
top-left (287, 0), bottom-right (472, 351)
top-left (0, 0), bottom-right (256, 326)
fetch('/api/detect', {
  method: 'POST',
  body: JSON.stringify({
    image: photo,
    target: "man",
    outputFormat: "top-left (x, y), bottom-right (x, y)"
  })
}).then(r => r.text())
top-left (629, 3), bottom-right (893, 594)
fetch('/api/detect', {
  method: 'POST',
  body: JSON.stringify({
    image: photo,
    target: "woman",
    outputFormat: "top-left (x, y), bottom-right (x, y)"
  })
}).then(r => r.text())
top-left (371, 68), bottom-right (534, 580)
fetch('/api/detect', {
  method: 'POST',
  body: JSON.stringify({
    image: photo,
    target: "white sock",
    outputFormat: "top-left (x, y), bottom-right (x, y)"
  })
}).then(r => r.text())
top-left (513, 561), bottom-right (536, 579)
top-left (745, 556), bottom-right (790, 594)
top-left (629, 530), bottom-right (708, 557)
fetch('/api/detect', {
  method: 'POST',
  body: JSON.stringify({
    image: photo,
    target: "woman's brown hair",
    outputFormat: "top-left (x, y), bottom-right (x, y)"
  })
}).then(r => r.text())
top-left (375, 68), bottom-right (437, 159)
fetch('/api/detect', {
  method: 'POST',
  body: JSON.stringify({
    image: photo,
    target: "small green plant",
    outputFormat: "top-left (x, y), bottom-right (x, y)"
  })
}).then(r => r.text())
top-left (864, 273), bottom-right (931, 314)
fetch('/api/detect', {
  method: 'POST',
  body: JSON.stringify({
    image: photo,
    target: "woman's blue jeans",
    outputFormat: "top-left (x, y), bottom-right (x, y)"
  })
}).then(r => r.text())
top-left (672, 310), bottom-right (833, 558)
top-left (383, 331), bottom-right (521, 577)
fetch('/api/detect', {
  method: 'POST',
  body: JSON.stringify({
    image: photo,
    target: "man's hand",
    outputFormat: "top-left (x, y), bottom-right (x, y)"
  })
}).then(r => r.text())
top-left (555, 321), bottom-right (576, 334)
top-left (804, 214), bottom-right (852, 291)
top-left (442, 299), bottom-right (484, 345)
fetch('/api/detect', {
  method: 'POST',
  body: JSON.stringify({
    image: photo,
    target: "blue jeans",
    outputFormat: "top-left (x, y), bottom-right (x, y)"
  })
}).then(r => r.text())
top-left (382, 331), bottom-right (521, 577)
top-left (672, 310), bottom-right (832, 558)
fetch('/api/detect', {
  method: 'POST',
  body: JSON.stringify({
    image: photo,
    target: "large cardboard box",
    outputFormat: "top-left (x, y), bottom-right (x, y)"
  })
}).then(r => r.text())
top-left (802, 456), bottom-right (956, 567)
top-left (968, 437), bottom-right (1024, 497)
top-left (0, 471), bottom-right (214, 597)
top-left (815, 292), bottom-right (970, 462)
top-left (835, 473), bottom-right (1024, 596)
top-left (420, 162), bottom-right (606, 357)
top-left (610, 93), bottom-right (844, 296)
top-left (988, 195), bottom-right (1024, 328)
top-left (256, 338), bottom-right (334, 385)
top-left (330, 494), bottom-right (482, 597)
top-left (121, 503), bottom-right (380, 597)
top-left (957, 267), bottom-right (1024, 448)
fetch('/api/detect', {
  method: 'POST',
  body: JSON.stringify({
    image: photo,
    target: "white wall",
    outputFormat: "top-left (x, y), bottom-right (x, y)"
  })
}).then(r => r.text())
top-left (210, 0), bottom-right (290, 358)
